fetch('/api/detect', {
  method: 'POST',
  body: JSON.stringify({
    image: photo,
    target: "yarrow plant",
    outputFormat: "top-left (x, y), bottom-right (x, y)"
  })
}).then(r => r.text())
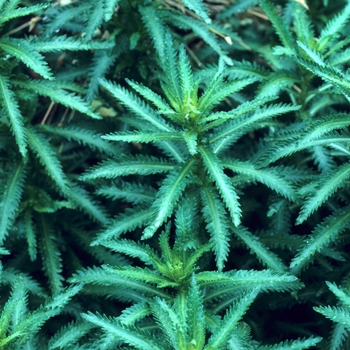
top-left (0, 0), bottom-right (350, 348)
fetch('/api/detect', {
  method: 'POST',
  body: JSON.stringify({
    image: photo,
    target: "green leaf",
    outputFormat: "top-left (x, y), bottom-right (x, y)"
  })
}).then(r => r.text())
top-left (118, 302), bottom-right (151, 326)
top-left (0, 38), bottom-right (53, 80)
top-left (103, 265), bottom-right (178, 288)
top-left (230, 225), bottom-right (287, 273)
top-left (314, 306), bottom-right (350, 331)
top-left (38, 215), bottom-right (63, 294)
top-left (82, 312), bottom-right (164, 350)
top-left (126, 79), bottom-right (175, 115)
top-left (13, 79), bottom-right (102, 119)
top-left (102, 131), bottom-right (182, 144)
top-left (0, 3), bottom-right (48, 25)
top-left (48, 320), bottom-right (93, 350)
top-left (211, 103), bottom-right (300, 154)
top-left (326, 281), bottom-right (350, 308)
top-left (26, 127), bottom-right (69, 193)
top-left (91, 207), bottom-right (153, 245)
top-left (257, 336), bottom-right (323, 350)
top-left (40, 124), bottom-right (118, 154)
top-left (221, 159), bottom-right (297, 202)
top-left (290, 205), bottom-right (350, 274)
top-left (12, 284), bottom-right (83, 347)
top-left (0, 75), bottom-right (27, 156)
top-left (68, 183), bottom-right (109, 224)
top-left (99, 78), bottom-right (172, 131)
top-left (205, 289), bottom-right (259, 350)
top-left (187, 274), bottom-right (206, 349)
top-left (258, 0), bottom-right (296, 52)
top-left (80, 155), bottom-right (175, 180)
top-left (69, 266), bottom-right (169, 299)
top-left (0, 161), bottom-right (26, 243)
top-left (29, 36), bottom-right (114, 52)
top-left (199, 146), bottom-right (241, 226)
top-left (181, 0), bottom-right (211, 24)
top-left (200, 186), bottom-right (230, 271)
top-left (139, 6), bottom-right (166, 61)
top-left (165, 12), bottom-right (233, 65)
top-left (97, 182), bottom-right (156, 205)
top-left (142, 159), bottom-right (195, 239)
top-left (293, 57), bottom-right (350, 99)
top-left (297, 162), bottom-right (350, 224)
top-left (318, 1), bottom-right (350, 50)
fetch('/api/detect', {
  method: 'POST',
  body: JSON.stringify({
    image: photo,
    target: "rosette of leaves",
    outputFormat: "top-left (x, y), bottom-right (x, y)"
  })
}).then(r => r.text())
top-left (66, 217), bottom-right (321, 349)
top-left (80, 28), bottom-right (301, 271)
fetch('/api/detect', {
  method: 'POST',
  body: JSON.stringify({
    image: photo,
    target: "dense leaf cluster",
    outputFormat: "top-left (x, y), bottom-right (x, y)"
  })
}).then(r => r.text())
top-left (1, 0), bottom-right (350, 348)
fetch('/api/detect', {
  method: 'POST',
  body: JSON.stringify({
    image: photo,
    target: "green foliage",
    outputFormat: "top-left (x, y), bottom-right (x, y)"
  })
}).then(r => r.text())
top-left (1, 0), bottom-right (350, 348)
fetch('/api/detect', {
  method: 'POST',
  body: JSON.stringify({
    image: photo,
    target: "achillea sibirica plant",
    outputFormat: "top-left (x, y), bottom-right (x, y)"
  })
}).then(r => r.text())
top-left (0, 0), bottom-right (350, 348)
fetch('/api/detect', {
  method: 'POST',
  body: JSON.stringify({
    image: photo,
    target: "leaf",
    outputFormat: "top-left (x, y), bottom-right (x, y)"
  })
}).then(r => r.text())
top-left (38, 215), bottom-right (63, 294)
top-left (13, 79), bottom-right (102, 119)
top-left (28, 36), bottom-right (114, 52)
top-left (87, 49), bottom-right (120, 103)
top-left (142, 159), bottom-right (195, 239)
top-left (48, 320), bottom-right (93, 350)
top-left (68, 183), bottom-right (109, 224)
top-left (0, 3), bottom-right (48, 25)
top-left (0, 38), bottom-right (53, 80)
top-left (293, 57), bottom-right (350, 99)
top-left (222, 159), bottom-right (297, 202)
top-left (97, 182), bottom-right (156, 205)
top-left (200, 186), bottom-right (230, 271)
top-left (314, 306), bottom-right (350, 331)
top-left (257, 336), bottom-right (323, 349)
top-left (230, 225), bottom-right (287, 273)
top-left (102, 131), bottom-right (182, 144)
top-left (82, 312), bottom-right (164, 350)
top-left (99, 78), bottom-right (172, 131)
top-left (139, 6), bottom-right (166, 61)
top-left (0, 161), bottom-right (26, 244)
top-left (118, 302), bottom-right (151, 326)
top-left (80, 155), bottom-right (175, 180)
top-left (258, 0), bottom-right (296, 52)
top-left (290, 205), bottom-right (350, 274)
top-left (187, 274), bottom-right (206, 349)
top-left (199, 146), bottom-right (241, 226)
top-left (297, 162), bottom-right (350, 224)
top-left (69, 266), bottom-right (169, 299)
top-left (165, 12), bottom-right (233, 65)
top-left (40, 124), bottom-right (117, 155)
top-left (26, 127), bottom-right (69, 193)
top-left (211, 103), bottom-right (300, 154)
top-left (12, 284), bottom-right (83, 347)
top-left (318, 1), bottom-right (350, 50)
top-left (0, 75), bottom-right (27, 156)
top-left (181, 0), bottom-right (211, 24)
top-left (91, 207), bottom-right (154, 245)
top-left (205, 289), bottom-right (260, 350)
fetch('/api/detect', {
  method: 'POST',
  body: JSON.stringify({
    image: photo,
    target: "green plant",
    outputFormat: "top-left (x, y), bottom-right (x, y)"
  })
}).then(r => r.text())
top-left (1, 0), bottom-right (350, 348)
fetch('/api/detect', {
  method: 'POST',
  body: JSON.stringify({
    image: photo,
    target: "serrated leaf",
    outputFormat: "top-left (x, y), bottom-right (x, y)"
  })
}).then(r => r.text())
top-left (26, 127), bottom-right (69, 193)
top-left (81, 155), bottom-right (175, 180)
top-left (99, 78), bottom-right (172, 131)
top-left (142, 159), bottom-right (195, 239)
top-left (199, 146), bottom-right (241, 226)
top-left (0, 38), bottom-right (53, 80)
top-left (13, 79), bottom-right (101, 119)
top-left (297, 162), bottom-right (350, 224)
top-left (0, 76), bottom-right (27, 156)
